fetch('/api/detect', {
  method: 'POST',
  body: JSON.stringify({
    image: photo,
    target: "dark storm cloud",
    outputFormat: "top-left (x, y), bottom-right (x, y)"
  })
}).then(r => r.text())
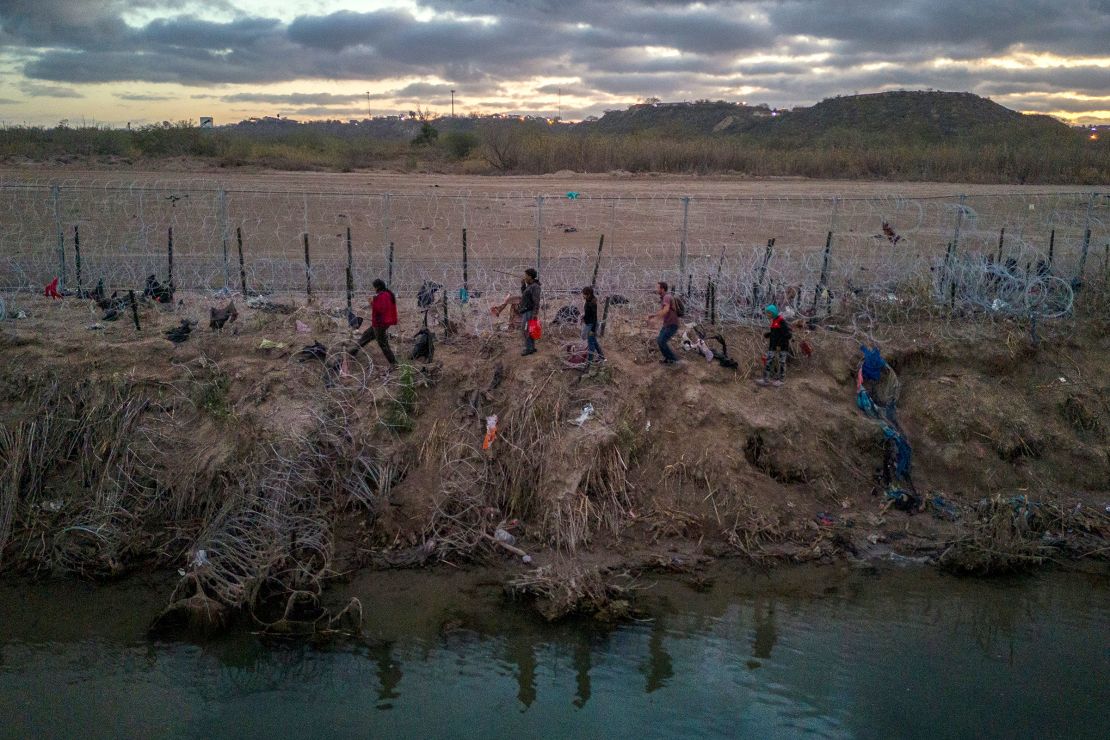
top-left (767, 0), bottom-right (1110, 57)
top-left (0, 0), bottom-right (1108, 118)
top-left (117, 93), bottom-right (173, 101)
top-left (19, 81), bottom-right (83, 98)
top-left (270, 106), bottom-right (373, 117)
top-left (996, 95), bottom-right (1110, 114)
top-left (139, 16), bottom-right (284, 48)
top-left (222, 92), bottom-right (369, 105)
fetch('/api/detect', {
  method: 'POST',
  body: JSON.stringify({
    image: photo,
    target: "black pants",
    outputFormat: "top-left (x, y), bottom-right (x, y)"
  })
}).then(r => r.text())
top-left (354, 325), bottom-right (397, 365)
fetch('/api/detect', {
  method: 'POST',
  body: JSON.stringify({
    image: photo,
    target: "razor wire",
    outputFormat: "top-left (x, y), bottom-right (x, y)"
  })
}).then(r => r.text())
top-left (0, 179), bottom-right (1106, 342)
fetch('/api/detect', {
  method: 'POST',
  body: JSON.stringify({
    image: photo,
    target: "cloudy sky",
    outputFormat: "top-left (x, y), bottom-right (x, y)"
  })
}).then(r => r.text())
top-left (1, 0), bottom-right (1108, 126)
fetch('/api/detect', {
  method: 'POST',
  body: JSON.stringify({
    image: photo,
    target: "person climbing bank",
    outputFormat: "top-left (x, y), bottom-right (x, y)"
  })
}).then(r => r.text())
top-left (647, 281), bottom-right (681, 365)
top-left (581, 286), bottom-right (605, 366)
top-left (519, 268), bottom-right (542, 356)
top-left (353, 278), bottom-right (398, 366)
top-left (758, 304), bottom-right (791, 387)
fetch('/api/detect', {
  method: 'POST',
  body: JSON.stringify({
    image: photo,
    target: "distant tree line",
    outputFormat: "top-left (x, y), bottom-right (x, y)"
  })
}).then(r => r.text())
top-left (0, 117), bottom-right (1106, 184)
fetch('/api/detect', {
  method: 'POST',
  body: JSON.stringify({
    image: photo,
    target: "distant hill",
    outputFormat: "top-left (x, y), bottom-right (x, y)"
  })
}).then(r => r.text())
top-left (757, 91), bottom-right (1070, 143)
top-left (585, 100), bottom-right (771, 135)
top-left (580, 91), bottom-right (1073, 144)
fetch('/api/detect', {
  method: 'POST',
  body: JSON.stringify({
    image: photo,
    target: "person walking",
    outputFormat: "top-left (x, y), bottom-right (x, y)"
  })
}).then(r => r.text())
top-left (647, 281), bottom-right (680, 365)
top-left (757, 304), bottom-right (791, 386)
top-left (353, 278), bottom-right (398, 366)
top-left (518, 268), bottom-right (542, 356)
top-left (581, 286), bottom-right (605, 366)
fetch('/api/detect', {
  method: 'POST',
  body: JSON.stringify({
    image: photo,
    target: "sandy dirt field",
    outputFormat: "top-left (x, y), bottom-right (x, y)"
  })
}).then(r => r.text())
top-left (2, 169), bottom-right (1102, 306)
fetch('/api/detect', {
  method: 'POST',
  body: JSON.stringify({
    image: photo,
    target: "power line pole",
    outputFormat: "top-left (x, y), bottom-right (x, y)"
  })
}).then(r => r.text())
top-left (451, 89), bottom-right (455, 117)
top-left (365, 91), bottom-right (371, 120)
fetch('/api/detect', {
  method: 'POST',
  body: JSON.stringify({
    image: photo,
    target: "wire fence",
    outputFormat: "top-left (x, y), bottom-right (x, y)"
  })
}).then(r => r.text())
top-left (1, 180), bottom-right (1107, 338)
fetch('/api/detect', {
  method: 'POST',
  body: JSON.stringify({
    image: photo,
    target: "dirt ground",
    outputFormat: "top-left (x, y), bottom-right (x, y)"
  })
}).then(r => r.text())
top-left (1, 164), bottom-right (1101, 197)
top-left (2, 289), bottom-right (1107, 581)
top-left (3, 167), bottom-right (1102, 315)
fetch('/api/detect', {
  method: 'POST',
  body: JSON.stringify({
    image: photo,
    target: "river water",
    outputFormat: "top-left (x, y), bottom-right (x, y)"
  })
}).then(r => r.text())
top-left (1, 565), bottom-right (1107, 739)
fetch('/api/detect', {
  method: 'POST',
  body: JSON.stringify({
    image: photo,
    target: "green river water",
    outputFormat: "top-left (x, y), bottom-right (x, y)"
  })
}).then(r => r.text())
top-left (1, 565), bottom-right (1106, 739)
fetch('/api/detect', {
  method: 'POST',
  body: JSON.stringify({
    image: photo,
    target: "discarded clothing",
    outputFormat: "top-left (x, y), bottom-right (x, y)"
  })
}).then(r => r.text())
top-left (417, 280), bottom-right (442, 309)
top-left (296, 341), bottom-right (328, 362)
top-left (164, 319), bottom-right (193, 344)
top-left (861, 345), bottom-right (886, 381)
top-left (886, 487), bottom-right (922, 512)
top-left (857, 388), bottom-right (882, 419)
top-left (883, 424), bottom-right (913, 480)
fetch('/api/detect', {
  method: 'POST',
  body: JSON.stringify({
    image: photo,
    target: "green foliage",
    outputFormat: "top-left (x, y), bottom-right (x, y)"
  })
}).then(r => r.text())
top-left (195, 373), bottom-right (232, 419)
top-left (383, 364), bottom-right (417, 433)
top-left (442, 131), bottom-right (479, 160)
top-left (411, 122), bottom-right (439, 147)
top-left (0, 92), bottom-right (1106, 183)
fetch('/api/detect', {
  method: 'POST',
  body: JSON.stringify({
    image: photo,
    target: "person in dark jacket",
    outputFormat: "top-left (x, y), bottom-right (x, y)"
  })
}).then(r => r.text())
top-left (518, 268), bottom-right (541, 356)
top-left (581, 286), bottom-right (605, 366)
top-left (758, 304), bottom-right (791, 386)
top-left (352, 279), bottom-right (398, 366)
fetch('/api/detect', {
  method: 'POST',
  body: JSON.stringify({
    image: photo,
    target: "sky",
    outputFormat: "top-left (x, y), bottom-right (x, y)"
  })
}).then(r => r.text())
top-left (0, 0), bottom-right (1108, 126)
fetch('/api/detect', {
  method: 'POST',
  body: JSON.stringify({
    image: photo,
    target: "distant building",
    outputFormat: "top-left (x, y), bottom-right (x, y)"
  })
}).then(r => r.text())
top-left (199, 117), bottom-right (213, 128)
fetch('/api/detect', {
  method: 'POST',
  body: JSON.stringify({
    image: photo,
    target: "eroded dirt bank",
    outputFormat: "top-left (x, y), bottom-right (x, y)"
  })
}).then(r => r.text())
top-left (1, 293), bottom-right (1107, 632)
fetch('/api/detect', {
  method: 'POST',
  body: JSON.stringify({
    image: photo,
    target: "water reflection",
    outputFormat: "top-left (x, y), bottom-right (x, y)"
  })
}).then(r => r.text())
top-left (641, 619), bottom-right (674, 693)
top-left (750, 598), bottom-right (777, 663)
top-left (369, 641), bottom-right (402, 709)
top-left (506, 633), bottom-right (536, 708)
top-left (572, 636), bottom-right (591, 708)
top-left (0, 569), bottom-right (1107, 739)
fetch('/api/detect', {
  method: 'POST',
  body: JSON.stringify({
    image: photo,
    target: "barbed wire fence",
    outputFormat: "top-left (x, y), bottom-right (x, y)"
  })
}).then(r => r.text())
top-left (0, 179), bottom-right (1106, 342)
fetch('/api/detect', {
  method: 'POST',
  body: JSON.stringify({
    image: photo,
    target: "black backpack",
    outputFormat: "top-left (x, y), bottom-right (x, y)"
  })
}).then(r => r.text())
top-left (411, 327), bottom-right (435, 362)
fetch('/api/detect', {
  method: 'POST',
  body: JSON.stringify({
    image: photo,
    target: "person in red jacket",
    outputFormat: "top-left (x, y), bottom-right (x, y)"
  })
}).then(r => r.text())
top-left (353, 279), bottom-right (398, 366)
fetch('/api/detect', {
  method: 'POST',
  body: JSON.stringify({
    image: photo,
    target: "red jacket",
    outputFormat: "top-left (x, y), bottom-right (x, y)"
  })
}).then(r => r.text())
top-left (371, 290), bottom-right (398, 328)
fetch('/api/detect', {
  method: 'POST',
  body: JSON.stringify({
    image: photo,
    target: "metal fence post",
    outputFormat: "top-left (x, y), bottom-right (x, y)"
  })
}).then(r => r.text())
top-left (1076, 191), bottom-right (1094, 282)
top-left (951, 193), bottom-right (967, 254)
top-left (948, 194), bottom-right (967, 306)
top-left (218, 189), bottom-right (230, 291)
top-left (382, 193), bottom-right (392, 283)
top-left (679, 196), bottom-right (690, 275)
top-left (535, 195), bottom-right (543, 272)
top-left (51, 185), bottom-right (66, 290)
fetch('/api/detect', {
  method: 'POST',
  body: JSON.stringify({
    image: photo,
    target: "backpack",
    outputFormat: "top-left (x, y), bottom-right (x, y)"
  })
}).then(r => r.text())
top-left (411, 328), bottom-right (435, 362)
top-left (671, 293), bottom-right (686, 318)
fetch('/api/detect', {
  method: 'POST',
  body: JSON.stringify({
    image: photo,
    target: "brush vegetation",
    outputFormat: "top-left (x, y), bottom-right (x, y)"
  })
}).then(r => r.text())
top-left (1, 91), bottom-right (1106, 182)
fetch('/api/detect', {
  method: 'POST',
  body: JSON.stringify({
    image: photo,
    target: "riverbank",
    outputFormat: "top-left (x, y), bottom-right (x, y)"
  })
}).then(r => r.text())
top-left (1, 290), bottom-right (1108, 632)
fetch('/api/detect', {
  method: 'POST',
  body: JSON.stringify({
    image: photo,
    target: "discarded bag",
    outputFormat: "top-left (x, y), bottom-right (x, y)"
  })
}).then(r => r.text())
top-left (483, 415), bottom-right (498, 450)
top-left (527, 318), bottom-right (542, 340)
top-left (411, 327), bottom-right (435, 362)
